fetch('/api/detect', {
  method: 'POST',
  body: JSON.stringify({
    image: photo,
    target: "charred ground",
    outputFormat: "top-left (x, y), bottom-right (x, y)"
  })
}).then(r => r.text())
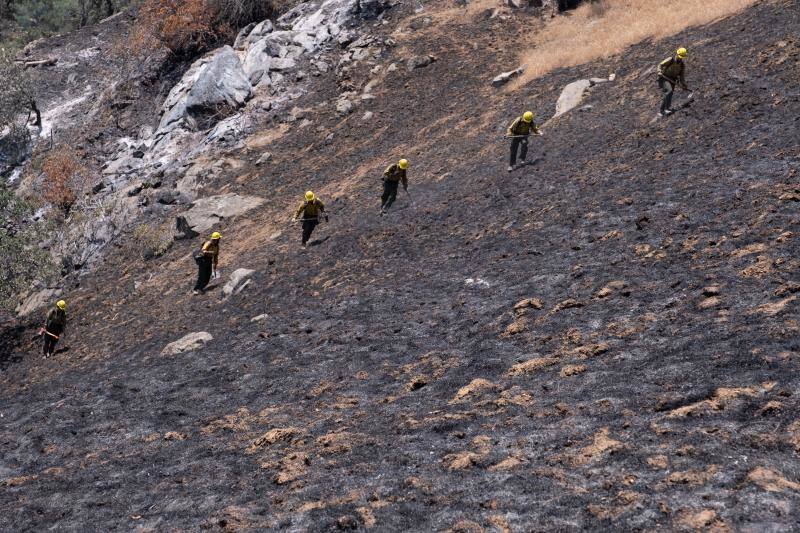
top-left (2, 1), bottom-right (800, 530)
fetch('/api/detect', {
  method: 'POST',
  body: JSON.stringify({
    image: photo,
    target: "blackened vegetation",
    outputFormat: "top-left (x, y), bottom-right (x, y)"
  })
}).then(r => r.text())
top-left (2, 1), bottom-right (800, 531)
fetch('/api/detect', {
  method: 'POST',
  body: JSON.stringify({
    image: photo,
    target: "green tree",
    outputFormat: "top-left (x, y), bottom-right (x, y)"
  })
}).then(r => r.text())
top-left (0, 180), bottom-right (54, 311)
top-left (0, 48), bottom-right (36, 173)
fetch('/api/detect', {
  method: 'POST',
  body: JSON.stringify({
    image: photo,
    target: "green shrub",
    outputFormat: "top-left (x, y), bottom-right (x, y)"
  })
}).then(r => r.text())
top-left (132, 222), bottom-right (173, 260)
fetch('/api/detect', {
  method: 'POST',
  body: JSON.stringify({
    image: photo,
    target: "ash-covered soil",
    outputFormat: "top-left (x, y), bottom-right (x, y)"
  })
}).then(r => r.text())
top-left (2, 1), bottom-right (800, 530)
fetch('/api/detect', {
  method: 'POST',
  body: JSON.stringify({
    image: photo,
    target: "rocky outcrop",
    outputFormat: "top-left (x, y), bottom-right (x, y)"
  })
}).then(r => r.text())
top-left (159, 46), bottom-right (252, 132)
top-left (8, 0), bottom-right (395, 279)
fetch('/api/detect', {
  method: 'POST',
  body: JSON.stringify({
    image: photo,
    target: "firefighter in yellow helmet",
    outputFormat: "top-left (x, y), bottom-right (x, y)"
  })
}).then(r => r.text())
top-left (293, 191), bottom-right (327, 247)
top-left (657, 47), bottom-right (691, 116)
top-left (381, 158), bottom-right (409, 215)
top-left (506, 111), bottom-right (542, 172)
top-left (42, 300), bottom-right (66, 358)
top-left (193, 231), bottom-right (221, 295)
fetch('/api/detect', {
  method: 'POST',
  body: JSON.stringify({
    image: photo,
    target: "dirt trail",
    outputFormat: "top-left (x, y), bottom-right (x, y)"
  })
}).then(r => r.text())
top-left (2, 1), bottom-right (800, 530)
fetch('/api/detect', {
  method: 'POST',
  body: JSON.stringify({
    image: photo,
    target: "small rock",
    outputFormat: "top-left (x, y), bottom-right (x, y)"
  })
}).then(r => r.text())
top-left (251, 314), bottom-right (268, 322)
top-left (91, 182), bottom-right (105, 194)
top-left (256, 152), bottom-right (272, 166)
top-left (223, 268), bottom-right (255, 297)
top-left (407, 55), bottom-right (436, 71)
top-left (336, 97), bottom-right (355, 115)
top-left (491, 67), bottom-right (523, 87)
top-left (155, 190), bottom-right (178, 205)
top-left (161, 332), bottom-right (213, 356)
top-left (386, 63), bottom-right (397, 72)
top-left (361, 111), bottom-right (374, 121)
top-left (233, 22), bottom-right (257, 50)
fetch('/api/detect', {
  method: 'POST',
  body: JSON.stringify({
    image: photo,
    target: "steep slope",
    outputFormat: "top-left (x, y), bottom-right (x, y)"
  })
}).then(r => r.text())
top-left (2, 0), bottom-right (800, 530)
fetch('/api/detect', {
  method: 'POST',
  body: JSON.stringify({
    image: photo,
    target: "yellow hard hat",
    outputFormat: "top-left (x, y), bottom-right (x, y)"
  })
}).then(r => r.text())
top-left (305, 191), bottom-right (315, 201)
top-left (676, 47), bottom-right (688, 59)
top-left (56, 300), bottom-right (66, 310)
top-left (211, 231), bottom-right (221, 240)
top-left (523, 111), bottom-right (534, 123)
top-left (398, 159), bottom-right (409, 170)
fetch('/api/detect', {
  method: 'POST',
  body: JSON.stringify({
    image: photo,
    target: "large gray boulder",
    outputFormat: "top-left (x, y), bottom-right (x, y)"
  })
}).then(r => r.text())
top-left (161, 332), bottom-right (213, 356)
top-left (180, 193), bottom-right (265, 234)
top-left (554, 79), bottom-right (593, 118)
top-left (553, 75), bottom-right (614, 118)
top-left (159, 46), bottom-right (252, 132)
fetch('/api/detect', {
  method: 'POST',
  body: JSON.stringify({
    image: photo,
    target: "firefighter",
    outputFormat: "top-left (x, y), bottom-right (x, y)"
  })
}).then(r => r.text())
top-left (193, 232), bottom-right (220, 295)
top-left (506, 111), bottom-right (542, 172)
top-left (293, 191), bottom-right (327, 247)
top-left (657, 47), bottom-right (690, 116)
top-left (42, 300), bottom-right (66, 358)
top-left (381, 159), bottom-right (409, 215)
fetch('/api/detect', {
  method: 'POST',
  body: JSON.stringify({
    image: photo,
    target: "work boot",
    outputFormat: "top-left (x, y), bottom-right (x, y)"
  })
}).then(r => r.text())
top-left (192, 289), bottom-right (200, 295)
top-left (507, 165), bottom-right (514, 172)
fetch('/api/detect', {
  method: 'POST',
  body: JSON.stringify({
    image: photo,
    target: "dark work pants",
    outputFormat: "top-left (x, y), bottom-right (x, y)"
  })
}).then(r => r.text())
top-left (510, 137), bottom-right (529, 166)
top-left (382, 180), bottom-right (400, 210)
top-left (302, 218), bottom-right (318, 244)
top-left (659, 78), bottom-right (675, 113)
top-left (195, 256), bottom-right (212, 291)
top-left (42, 329), bottom-right (60, 355)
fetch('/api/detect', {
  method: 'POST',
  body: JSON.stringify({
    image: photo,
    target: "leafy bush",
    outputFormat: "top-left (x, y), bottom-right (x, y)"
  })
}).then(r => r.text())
top-left (1, 0), bottom-right (131, 45)
top-left (40, 145), bottom-right (89, 213)
top-left (130, 0), bottom-right (272, 56)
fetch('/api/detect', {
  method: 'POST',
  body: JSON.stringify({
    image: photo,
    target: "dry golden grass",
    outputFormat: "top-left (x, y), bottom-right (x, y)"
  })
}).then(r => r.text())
top-left (513, 0), bottom-right (759, 85)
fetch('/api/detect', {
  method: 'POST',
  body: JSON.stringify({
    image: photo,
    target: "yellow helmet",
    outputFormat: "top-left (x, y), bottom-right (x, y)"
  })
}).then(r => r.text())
top-left (56, 300), bottom-right (66, 310)
top-left (305, 191), bottom-right (315, 201)
top-left (211, 231), bottom-right (221, 240)
top-left (398, 159), bottom-right (409, 170)
top-left (523, 111), bottom-right (534, 123)
top-left (676, 47), bottom-right (688, 59)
